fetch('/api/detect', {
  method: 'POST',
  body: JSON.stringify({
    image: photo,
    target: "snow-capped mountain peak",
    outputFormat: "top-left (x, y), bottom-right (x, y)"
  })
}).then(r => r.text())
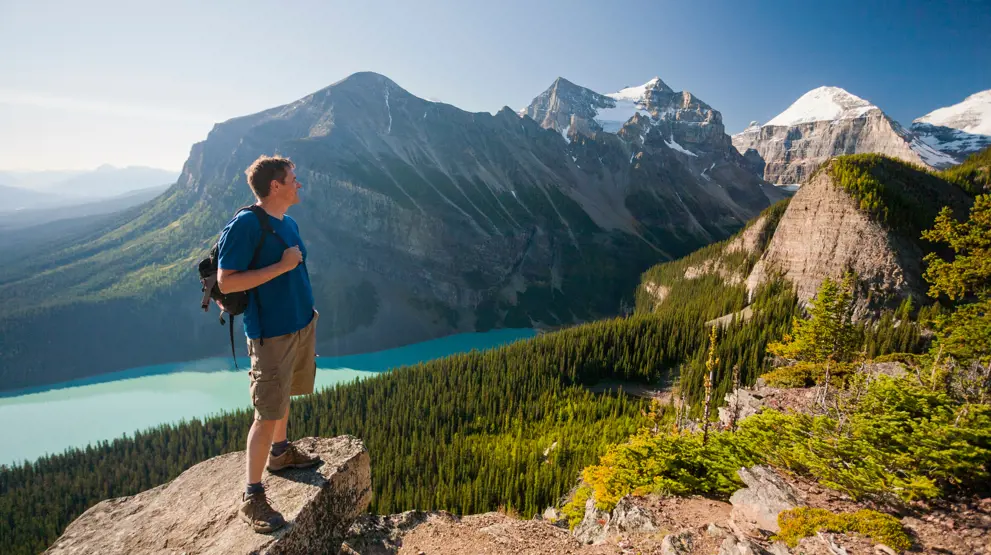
top-left (914, 89), bottom-right (991, 136)
top-left (764, 86), bottom-right (879, 127)
top-left (910, 89), bottom-right (991, 161)
top-left (606, 77), bottom-right (673, 102)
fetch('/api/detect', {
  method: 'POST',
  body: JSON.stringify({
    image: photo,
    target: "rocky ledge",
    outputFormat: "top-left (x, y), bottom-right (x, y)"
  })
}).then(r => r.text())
top-left (45, 436), bottom-right (371, 555)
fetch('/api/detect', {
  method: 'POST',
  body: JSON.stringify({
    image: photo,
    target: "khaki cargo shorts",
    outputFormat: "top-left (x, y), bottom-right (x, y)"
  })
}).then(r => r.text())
top-left (247, 309), bottom-right (319, 421)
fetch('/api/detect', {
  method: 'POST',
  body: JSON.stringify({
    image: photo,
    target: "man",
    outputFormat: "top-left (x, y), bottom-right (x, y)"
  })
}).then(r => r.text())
top-left (216, 155), bottom-right (321, 533)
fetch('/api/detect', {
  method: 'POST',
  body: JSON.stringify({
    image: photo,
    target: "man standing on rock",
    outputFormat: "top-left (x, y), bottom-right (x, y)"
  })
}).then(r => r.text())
top-left (217, 155), bottom-right (322, 533)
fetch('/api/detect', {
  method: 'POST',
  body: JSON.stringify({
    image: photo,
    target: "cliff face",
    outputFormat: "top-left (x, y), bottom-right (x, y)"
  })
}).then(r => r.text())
top-left (744, 157), bottom-right (973, 314)
top-left (733, 87), bottom-right (957, 185)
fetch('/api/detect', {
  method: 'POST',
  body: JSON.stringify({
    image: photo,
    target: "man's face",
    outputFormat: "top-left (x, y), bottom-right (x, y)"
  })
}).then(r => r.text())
top-left (271, 167), bottom-right (301, 206)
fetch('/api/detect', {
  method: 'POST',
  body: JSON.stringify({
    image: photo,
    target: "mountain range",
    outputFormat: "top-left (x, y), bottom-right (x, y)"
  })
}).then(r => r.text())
top-left (732, 86), bottom-right (991, 185)
top-left (0, 71), bottom-right (784, 392)
top-left (0, 164), bottom-right (178, 228)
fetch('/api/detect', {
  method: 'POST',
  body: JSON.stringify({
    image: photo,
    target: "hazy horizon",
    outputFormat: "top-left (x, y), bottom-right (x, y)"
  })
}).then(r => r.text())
top-left (2, 0), bottom-right (988, 172)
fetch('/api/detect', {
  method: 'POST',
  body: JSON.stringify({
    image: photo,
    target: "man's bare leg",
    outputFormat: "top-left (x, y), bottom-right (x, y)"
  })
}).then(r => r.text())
top-left (246, 418), bottom-right (277, 485)
top-left (273, 400), bottom-right (289, 445)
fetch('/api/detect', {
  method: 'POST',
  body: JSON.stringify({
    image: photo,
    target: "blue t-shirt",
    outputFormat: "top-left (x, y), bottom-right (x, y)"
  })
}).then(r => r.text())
top-left (217, 209), bottom-right (315, 339)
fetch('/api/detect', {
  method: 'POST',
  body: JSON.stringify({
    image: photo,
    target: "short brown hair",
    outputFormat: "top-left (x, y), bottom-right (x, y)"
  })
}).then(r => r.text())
top-left (245, 155), bottom-right (294, 198)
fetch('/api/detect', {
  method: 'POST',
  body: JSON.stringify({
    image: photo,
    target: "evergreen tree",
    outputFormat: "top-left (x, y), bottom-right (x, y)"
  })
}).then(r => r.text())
top-left (768, 272), bottom-right (858, 364)
top-left (921, 194), bottom-right (991, 400)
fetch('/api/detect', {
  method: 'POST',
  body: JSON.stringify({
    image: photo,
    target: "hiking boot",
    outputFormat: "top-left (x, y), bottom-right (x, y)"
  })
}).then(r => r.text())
top-left (267, 441), bottom-right (321, 473)
top-left (238, 491), bottom-right (286, 533)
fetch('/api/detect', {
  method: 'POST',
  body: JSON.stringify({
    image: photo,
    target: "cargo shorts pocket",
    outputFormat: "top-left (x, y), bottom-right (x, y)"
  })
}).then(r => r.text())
top-left (246, 335), bottom-right (296, 421)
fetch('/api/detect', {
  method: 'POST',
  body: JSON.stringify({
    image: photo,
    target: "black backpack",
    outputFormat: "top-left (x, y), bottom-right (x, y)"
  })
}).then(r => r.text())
top-left (198, 205), bottom-right (289, 368)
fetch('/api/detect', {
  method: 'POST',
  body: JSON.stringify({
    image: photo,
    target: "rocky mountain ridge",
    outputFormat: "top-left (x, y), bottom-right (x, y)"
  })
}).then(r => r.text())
top-left (0, 71), bottom-right (783, 391)
top-left (733, 86), bottom-right (958, 185)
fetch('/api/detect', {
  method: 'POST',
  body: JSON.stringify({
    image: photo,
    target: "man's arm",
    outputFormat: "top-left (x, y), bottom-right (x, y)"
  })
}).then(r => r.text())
top-left (218, 246), bottom-right (302, 293)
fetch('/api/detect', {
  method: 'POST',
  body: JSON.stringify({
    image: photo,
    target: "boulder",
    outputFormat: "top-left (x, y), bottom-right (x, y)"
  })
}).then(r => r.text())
top-left (661, 530), bottom-right (694, 554)
top-left (572, 496), bottom-right (610, 544)
top-left (341, 510), bottom-right (441, 555)
top-left (729, 466), bottom-right (803, 533)
top-left (719, 534), bottom-right (768, 555)
top-left (609, 495), bottom-right (657, 534)
top-left (46, 436), bottom-right (371, 555)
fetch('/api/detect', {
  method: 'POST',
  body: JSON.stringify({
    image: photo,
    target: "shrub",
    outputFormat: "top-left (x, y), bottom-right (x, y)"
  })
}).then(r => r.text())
top-left (776, 507), bottom-right (912, 551)
top-left (761, 361), bottom-right (855, 388)
top-left (579, 376), bottom-right (991, 511)
top-left (561, 484), bottom-right (593, 530)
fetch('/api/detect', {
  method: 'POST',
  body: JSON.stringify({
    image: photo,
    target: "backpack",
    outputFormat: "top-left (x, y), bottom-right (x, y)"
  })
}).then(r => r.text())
top-left (198, 205), bottom-right (289, 369)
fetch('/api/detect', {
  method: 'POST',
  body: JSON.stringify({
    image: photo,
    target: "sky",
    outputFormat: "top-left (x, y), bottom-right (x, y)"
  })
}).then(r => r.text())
top-left (1, 0), bottom-right (989, 172)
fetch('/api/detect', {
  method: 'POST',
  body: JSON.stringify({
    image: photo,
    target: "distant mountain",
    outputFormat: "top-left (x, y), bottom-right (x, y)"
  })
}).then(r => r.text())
top-left (0, 184), bottom-right (68, 211)
top-left (912, 89), bottom-right (991, 162)
top-left (0, 184), bottom-right (170, 231)
top-left (0, 170), bottom-right (85, 190)
top-left (0, 71), bottom-right (782, 392)
top-left (42, 165), bottom-right (178, 198)
top-left (733, 86), bottom-right (957, 185)
top-left (0, 165), bottom-right (177, 199)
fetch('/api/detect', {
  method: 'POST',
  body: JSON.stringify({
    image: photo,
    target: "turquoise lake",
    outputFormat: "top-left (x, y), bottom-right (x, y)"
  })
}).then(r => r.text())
top-left (0, 328), bottom-right (536, 467)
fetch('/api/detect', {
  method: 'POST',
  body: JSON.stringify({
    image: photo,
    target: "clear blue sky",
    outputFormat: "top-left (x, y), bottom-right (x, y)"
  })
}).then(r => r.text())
top-left (2, 0), bottom-right (988, 171)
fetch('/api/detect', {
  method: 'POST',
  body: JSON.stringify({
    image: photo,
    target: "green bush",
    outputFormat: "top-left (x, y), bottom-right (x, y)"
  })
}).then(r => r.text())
top-left (561, 484), bottom-right (593, 529)
top-left (579, 375), bottom-right (991, 511)
top-left (776, 507), bottom-right (912, 551)
top-left (761, 361), bottom-right (855, 388)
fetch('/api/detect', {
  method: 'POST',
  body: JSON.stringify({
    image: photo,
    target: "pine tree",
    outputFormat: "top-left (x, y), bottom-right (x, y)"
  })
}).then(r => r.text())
top-left (921, 194), bottom-right (991, 401)
top-left (768, 272), bottom-right (858, 365)
top-left (702, 325), bottom-right (719, 445)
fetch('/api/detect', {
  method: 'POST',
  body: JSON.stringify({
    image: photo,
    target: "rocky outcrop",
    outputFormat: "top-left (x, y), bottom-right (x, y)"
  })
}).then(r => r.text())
top-left (573, 496), bottom-right (611, 544)
top-left (733, 87), bottom-right (957, 185)
top-left (718, 378), bottom-right (813, 428)
top-left (45, 436), bottom-right (370, 555)
top-left (610, 495), bottom-right (658, 534)
top-left (341, 510), bottom-right (437, 555)
top-left (729, 466), bottom-right (803, 534)
top-left (744, 158), bottom-right (973, 314)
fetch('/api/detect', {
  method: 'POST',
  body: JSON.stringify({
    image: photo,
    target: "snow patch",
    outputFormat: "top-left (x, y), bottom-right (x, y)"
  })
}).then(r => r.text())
top-left (384, 88), bottom-right (393, 134)
top-left (607, 77), bottom-right (666, 102)
top-left (700, 162), bottom-right (715, 181)
top-left (595, 99), bottom-right (650, 133)
top-left (765, 86), bottom-right (878, 127)
top-left (909, 137), bottom-right (958, 168)
top-left (664, 134), bottom-right (698, 157)
top-left (561, 123), bottom-right (571, 144)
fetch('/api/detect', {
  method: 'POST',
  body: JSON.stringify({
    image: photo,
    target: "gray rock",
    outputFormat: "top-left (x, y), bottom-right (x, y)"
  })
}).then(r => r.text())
top-left (708, 523), bottom-right (730, 538)
top-left (661, 530), bottom-right (694, 555)
top-left (45, 436), bottom-right (371, 555)
top-left (609, 495), bottom-right (657, 533)
top-left (729, 466), bottom-right (803, 533)
top-left (572, 496), bottom-right (610, 545)
top-left (342, 510), bottom-right (443, 555)
top-left (719, 534), bottom-right (768, 555)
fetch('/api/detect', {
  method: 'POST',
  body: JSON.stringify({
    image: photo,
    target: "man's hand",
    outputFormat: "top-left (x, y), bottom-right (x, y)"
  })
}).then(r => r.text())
top-left (280, 246), bottom-right (303, 271)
